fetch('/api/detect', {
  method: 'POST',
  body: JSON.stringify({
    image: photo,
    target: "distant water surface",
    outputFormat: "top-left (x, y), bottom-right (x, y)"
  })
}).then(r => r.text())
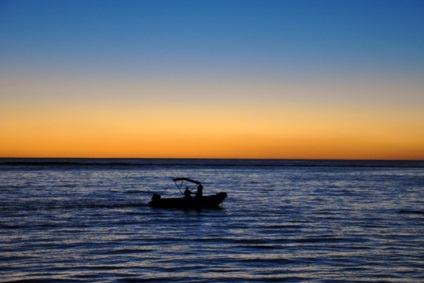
top-left (0, 159), bottom-right (423, 282)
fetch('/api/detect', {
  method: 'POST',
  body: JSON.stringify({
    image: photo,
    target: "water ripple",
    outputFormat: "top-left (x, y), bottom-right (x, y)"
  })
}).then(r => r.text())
top-left (1, 163), bottom-right (423, 282)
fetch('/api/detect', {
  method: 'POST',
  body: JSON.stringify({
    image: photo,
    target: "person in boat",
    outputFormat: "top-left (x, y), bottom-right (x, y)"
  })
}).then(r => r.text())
top-left (195, 184), bottom-right (203, 198)
top-left (184, 187), bottom-right (193, 198)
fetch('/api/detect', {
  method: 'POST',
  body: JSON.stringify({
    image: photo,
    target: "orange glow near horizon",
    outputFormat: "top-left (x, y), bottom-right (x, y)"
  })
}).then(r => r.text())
top-left (1, 1), bottom-right (424, 161)
top-left (1, 75), bottom-right (423, 160)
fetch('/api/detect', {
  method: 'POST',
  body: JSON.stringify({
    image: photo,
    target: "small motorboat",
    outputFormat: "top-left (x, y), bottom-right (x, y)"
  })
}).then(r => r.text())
top-left (149, 177), bottom-right (227, 209)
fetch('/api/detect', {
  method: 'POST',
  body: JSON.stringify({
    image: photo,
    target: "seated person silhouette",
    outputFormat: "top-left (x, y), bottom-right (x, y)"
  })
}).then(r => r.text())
top-left (195, 184), bottom-right (203, 198)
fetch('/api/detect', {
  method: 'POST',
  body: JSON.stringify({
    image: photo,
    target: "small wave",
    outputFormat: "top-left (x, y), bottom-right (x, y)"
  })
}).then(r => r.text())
top-left (231, 238), bottom-right (270, 245)
top-left (125, 190), bottom-right (144, 194)
top-left (106, 247), bottom-right (154, 255)
top-left (243, 244), bottom-right (282, 250)
top-left (76, 203), bottom-right (149, 209)
top-left (293, 237), bottom-right (346, 243)
top-left (118, 277), bottom-right (187, 283)
top-left (0, 224), bottom-right (29, 229)
top-left (239, 257), bottom-right (294, 264)
top-left (265, 224), bottom-right (302, 229)
top-left (2, 279), bottom-right (75, 283)
top-left (397, 209), bottom-right (424, 215)
top-left (0, 202), bottom-right (150, 213)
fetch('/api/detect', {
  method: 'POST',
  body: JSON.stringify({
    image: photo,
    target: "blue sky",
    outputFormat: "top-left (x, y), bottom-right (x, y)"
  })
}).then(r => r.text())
top-left (1, 0), bottom-right (424, 159)
top-left (1, 0), bottom-right (423, 79)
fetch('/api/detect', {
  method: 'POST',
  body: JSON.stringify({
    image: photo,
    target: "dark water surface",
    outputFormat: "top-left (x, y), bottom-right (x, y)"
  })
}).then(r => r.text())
top-left (1, 159), bottom-right (423, 282)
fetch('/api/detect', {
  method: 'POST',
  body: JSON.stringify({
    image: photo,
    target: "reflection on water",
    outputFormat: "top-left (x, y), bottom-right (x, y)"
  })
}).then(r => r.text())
top-left (0, 161), bottom-right (423, 282)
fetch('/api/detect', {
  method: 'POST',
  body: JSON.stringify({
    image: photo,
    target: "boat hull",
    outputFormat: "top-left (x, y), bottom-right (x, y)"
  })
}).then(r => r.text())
top-left (149, 192), bottom-right (227, 209)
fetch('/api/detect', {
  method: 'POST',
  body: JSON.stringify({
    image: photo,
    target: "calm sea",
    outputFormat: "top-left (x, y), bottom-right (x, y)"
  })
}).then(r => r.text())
top-left (1, 159), bottom-right (423, 282)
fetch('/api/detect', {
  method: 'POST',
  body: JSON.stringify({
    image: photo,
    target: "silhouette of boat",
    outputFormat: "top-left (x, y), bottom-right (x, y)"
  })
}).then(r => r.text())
top-left (149, 177), bottom-right (227, 209)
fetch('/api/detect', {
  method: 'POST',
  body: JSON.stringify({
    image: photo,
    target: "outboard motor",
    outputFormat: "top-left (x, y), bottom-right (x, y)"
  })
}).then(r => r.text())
top-left (151, 194), bottom-right (161, 202)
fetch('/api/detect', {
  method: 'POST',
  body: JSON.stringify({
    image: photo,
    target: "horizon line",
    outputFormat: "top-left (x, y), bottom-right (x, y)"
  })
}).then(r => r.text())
top-left (1, 157), bottom-right (423, 162)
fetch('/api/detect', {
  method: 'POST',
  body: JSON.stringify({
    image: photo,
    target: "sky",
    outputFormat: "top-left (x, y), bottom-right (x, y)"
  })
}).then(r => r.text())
top-left (1, 0), bottom-right (423, 159)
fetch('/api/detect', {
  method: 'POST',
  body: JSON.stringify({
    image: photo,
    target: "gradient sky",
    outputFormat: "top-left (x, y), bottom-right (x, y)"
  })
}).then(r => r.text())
top-left (1, 0), bottom-right (423, 159)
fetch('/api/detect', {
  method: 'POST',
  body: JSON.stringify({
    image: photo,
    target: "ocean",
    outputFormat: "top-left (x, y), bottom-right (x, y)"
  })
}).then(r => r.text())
top-left (0, 159), bottom-right (423, 282)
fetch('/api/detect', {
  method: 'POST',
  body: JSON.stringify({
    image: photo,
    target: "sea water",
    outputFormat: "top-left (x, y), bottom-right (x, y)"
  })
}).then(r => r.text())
top-left (0, 159), bottom-right (423, 282)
